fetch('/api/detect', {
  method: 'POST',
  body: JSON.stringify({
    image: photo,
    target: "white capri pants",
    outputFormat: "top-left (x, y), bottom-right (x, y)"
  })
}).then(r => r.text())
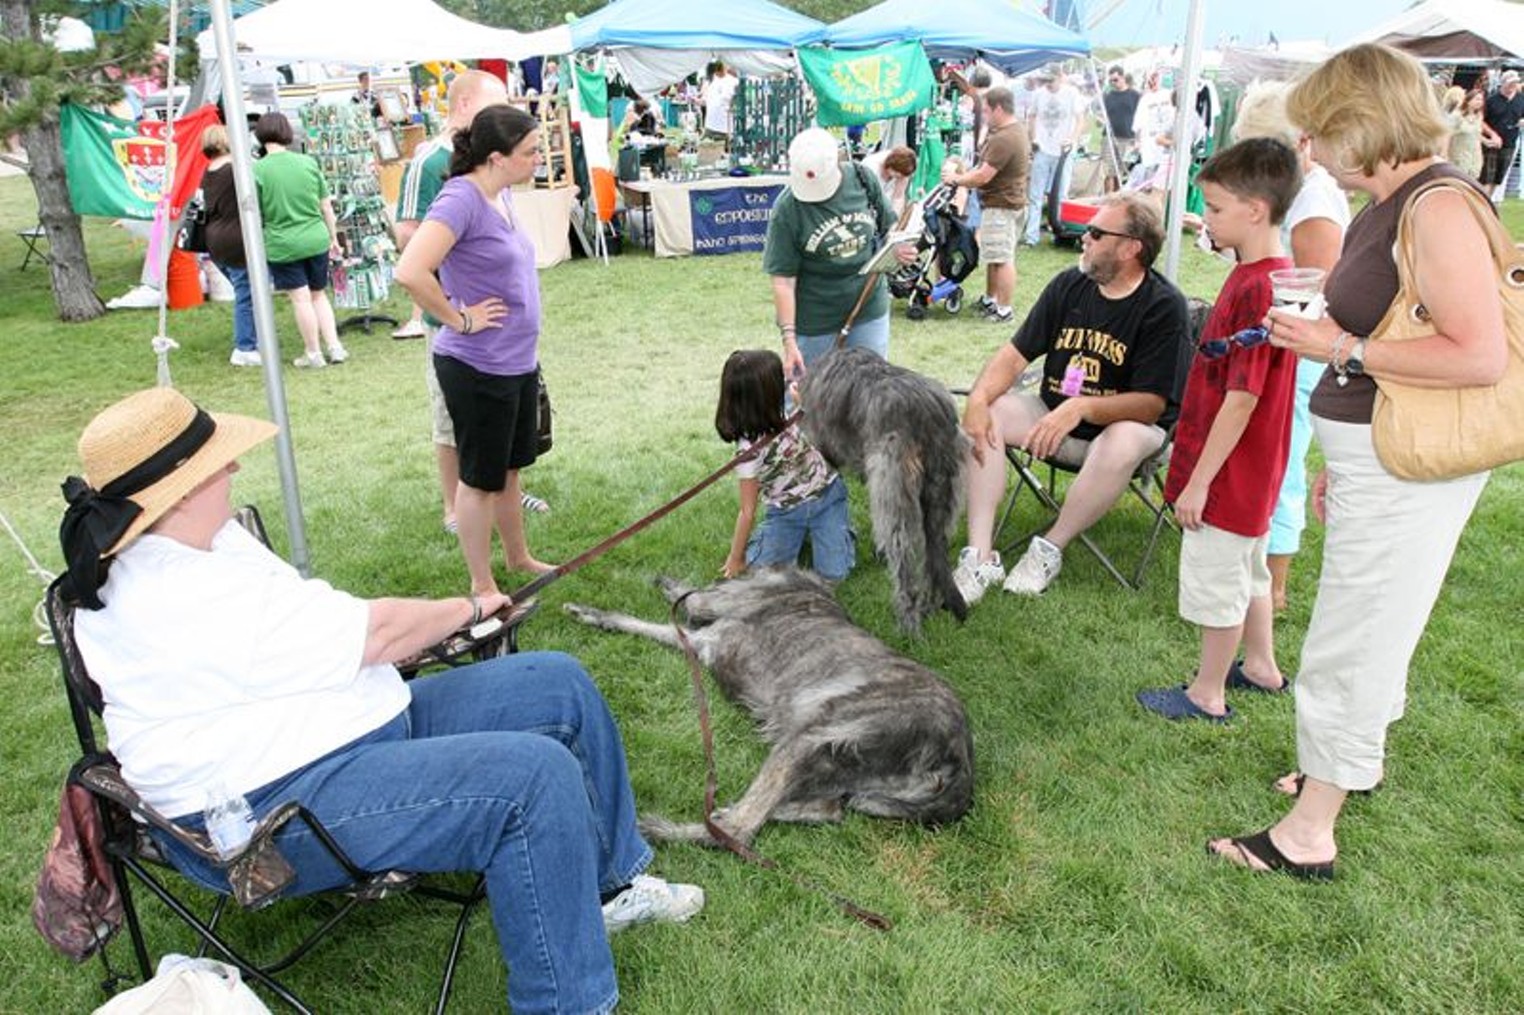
top-left (1295, 419), bottom-right (1490, 791)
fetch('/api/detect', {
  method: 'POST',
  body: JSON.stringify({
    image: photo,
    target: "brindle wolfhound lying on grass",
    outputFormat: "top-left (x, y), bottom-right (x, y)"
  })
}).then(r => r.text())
top-left (565, 568), bottom-right (974, 846)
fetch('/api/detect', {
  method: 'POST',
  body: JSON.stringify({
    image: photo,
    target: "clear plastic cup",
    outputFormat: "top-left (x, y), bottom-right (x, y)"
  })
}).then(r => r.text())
top-left (1268, 267), bottom-right (1326, 318)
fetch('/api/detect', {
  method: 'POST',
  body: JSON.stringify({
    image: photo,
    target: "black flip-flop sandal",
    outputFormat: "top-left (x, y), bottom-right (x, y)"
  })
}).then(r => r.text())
top-left (1210, 828), bottom-right (1335, 880)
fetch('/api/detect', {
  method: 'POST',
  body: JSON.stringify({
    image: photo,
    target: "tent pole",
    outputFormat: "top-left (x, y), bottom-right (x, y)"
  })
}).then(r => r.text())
top-left (208, 0), bottom-right (313, 577)
top-left (1161, 0), bottom-right (1206, 283)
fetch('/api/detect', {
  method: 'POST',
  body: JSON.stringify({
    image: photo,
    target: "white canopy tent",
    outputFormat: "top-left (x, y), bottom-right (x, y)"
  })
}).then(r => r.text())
top-left (195, 0), bottom-right (571, 65)
top-left (566, 0), bottom-right (826, 94)
top-left (1348, 0), bottom-right (1524, 64)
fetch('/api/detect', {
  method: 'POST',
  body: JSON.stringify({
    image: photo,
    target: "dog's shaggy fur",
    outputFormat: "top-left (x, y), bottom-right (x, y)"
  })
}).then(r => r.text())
top-left (798, 347), bottom-right (972, 632)
top-left (565, 568), bottom-right (975, 847)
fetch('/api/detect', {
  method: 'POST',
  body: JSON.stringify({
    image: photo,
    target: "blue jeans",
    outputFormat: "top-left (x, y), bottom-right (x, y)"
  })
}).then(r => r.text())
top-left (1024, 148), bottom-right (1074, 244)
top-left (1268, 357), bottom-right (1324, 555)
top-left (157, 652), bottom-right (648, 1014)
top-left (216, 261), bottom-right (256, 352)
top-left (747, 474), bottom-right (855, 580)
top-left (794, 311), bottom-right (890, 370)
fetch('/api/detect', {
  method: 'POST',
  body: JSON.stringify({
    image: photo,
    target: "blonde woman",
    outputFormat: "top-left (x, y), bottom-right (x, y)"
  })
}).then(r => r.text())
top-left (1210, 44), bottom-right (1505, 878)
top-left (1443, 86), bottom-right (1500, 180)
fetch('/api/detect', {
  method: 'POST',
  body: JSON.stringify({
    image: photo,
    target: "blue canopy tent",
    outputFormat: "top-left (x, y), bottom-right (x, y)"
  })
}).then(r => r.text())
top-left (568, 0), bottom-right (827, 92)
top-left (822, 0), bottom-right (1090, 75)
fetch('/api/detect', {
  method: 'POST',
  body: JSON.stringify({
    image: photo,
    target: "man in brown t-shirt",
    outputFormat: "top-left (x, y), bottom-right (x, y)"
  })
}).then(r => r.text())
top-left (944, 86), bottom-right (1031, 324)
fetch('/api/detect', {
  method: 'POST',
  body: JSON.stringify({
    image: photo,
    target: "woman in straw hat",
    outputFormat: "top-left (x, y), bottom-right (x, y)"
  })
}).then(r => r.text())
top-left (59, 387), bottom-right (704, 1011)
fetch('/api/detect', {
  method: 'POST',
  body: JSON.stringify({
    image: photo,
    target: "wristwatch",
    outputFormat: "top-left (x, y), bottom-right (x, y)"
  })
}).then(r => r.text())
top-left (1344, 337), bottom-right (1368, 378)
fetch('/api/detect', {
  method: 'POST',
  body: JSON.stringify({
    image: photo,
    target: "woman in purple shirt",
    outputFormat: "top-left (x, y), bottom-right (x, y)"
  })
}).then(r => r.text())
top-left (396, 105), bottom-right (552, 597)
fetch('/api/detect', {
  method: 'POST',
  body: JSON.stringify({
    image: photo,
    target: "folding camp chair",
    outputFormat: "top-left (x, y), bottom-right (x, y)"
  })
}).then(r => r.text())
top-left (18, 223), bottom-right (50, 270)
top-left (993, 298), bottom-right (1210, 591)
top-left (43, 506), bottom-right (537, 1013)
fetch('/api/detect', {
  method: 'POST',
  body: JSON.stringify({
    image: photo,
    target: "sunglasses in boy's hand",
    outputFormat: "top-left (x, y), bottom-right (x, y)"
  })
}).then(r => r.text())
top-left (1198, 325), bottom-right (1269, 360)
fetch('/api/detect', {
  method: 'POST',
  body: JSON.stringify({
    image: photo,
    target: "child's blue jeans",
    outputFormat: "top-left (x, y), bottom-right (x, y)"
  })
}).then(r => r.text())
top-left (746, 475), bottom-right (856, 580)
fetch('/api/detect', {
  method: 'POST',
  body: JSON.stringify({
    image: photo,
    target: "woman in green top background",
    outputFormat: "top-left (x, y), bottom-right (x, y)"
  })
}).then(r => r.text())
top-left (252, 112), bottom-right (347, 368)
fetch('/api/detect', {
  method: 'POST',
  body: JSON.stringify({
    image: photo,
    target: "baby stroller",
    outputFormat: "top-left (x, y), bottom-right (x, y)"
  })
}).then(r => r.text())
top-left (889, 183), bottom-right (980, 320)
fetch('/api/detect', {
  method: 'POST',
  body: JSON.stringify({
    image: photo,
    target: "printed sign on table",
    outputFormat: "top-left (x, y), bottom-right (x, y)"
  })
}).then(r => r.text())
top-left (689, 184), bottom-right (783, 256)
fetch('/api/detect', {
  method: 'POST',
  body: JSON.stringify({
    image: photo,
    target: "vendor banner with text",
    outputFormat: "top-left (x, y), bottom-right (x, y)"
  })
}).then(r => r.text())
top-left (798, 42), bottom-right (936, 127)
top-left (689, 183), bottom-right (783, 256)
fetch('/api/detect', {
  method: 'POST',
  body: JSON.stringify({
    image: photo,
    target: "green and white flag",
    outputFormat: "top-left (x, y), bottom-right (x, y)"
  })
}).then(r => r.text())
top-left (574, 61), bottom-right (608, 119)
top-left (798, 42), bottom-right (936, 127)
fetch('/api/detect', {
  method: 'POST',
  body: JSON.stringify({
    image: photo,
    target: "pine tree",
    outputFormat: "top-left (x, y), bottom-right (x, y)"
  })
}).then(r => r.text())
top-left (0, 1), bottom-right (161, 321)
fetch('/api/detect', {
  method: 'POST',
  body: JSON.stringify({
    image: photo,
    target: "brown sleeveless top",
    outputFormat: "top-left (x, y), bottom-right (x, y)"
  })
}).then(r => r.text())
top-left (1312, 162), bottom-right (1485, 423)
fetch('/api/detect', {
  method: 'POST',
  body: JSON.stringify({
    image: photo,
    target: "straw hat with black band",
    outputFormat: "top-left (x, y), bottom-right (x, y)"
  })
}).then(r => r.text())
top-left (60, 387), bottom-right (278, 609)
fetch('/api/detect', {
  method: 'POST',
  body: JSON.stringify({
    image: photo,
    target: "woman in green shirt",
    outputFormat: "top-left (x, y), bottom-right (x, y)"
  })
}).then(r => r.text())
top-left (252, 112), bottom-right (347, 368)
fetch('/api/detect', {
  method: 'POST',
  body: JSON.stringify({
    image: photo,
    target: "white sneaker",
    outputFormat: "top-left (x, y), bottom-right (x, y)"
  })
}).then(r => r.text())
top-left (325, 344), bottom-right (349, 364)
top-left (952, 547), bottom-right (1005, 606)
top-left (105, 283), bottom-right (162, 310)
top-left (229, 348), bottom-right (262, 367)
top-left (1003, 536), bottom-right (1063, 595)
top-left (601, 875), bottom-right (704, 934)
top-left (292, 352), bottom-right (327, 369)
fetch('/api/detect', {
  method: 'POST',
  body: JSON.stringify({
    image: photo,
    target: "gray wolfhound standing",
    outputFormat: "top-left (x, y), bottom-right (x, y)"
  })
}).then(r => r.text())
top-left (798, 346), bottom-right (972, 632)
top-left (565, 568), bottom-right (975, 846)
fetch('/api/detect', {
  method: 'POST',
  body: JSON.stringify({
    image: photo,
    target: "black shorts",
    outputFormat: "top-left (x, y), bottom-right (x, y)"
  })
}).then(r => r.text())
top-left (433, 355), bottom-right (539, 492)
top-left (268, 252), bottom-right (330, 292)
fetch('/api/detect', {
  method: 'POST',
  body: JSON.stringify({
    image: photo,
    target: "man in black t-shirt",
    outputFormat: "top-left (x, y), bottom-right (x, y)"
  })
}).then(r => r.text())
top-left (1483, 70), bottom-right (1524, 196)
top-left (1102, 66), bottom-right (1139, 190)
top-left (953, 192), bottom-right (1191, 602)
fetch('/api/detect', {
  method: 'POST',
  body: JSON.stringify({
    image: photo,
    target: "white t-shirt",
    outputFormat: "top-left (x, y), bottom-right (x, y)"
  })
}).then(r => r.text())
top-left (1132, 88), bottom-right (1175, 168)
top-left (75, 521), bottom-right (410, 818)
top-left (1285, 163), bottom-right (1352, 237)
top-left (861, 150), bottom-right (910, 215)
top-left (1029, 84), bottom-right (1085, 153)
top-left (703, 74), bottom-right (738, 135)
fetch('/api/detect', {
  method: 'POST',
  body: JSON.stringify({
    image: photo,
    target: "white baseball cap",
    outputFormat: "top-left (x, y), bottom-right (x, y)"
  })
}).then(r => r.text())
top-left (787, 128), bottom-right (842, 203)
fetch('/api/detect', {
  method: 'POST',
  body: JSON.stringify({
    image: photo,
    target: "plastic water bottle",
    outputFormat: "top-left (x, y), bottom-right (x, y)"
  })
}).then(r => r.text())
top-left (204, 783), bottom-right (255, 859)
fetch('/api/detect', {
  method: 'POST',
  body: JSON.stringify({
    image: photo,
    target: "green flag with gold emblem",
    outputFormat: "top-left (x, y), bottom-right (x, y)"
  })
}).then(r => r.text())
top-left (798, 42), bottom-right (936, 127)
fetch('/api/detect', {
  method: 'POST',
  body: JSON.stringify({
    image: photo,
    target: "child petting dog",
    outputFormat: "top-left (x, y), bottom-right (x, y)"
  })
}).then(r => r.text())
top-left (1137, 138), bottom-right (1302, 723)
top-left (715, 350), bottom-right (855, 581)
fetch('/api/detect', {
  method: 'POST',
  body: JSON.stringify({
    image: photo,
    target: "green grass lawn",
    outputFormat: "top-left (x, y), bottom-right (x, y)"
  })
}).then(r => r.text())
top-left (1, 173), bottom-right (1521, 1013)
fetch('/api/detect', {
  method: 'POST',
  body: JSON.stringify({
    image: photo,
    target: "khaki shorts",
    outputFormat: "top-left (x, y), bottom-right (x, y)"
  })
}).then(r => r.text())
top-left (1178, 523), bottom-right (1270, 628)
top-left (979, 206), bottom-right (1021, 265)
top-left (424, 329), bottom-right (455, 448)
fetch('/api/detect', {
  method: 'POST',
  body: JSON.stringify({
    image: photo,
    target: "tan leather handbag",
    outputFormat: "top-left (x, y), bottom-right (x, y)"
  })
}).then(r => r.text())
top-left (1370, 178), bottom-right (1524, 480)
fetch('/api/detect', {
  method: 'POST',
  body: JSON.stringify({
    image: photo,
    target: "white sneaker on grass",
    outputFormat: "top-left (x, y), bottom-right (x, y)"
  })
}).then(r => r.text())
top-left (1004, 536), bottom-right (1062, 595)
top-left (952, 547), bottom-right (1005, 606)
top-left (229, 349), bottom-right (262, 367)
top-left (292, 352), bottom-right (326, 369)
top-left (325, 344), bottom-right (349, 364)
top-left (602, 875), bottom-right (704, 934)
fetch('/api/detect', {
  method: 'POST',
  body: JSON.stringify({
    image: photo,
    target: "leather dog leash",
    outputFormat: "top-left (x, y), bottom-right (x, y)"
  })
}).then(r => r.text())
top-left (504, 409), bottom-right (804, 605)
top-left (669, 597), bottom-right (893, 933)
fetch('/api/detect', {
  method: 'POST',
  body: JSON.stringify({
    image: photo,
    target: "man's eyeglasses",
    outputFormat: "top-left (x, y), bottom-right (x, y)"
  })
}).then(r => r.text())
top-left (1199, 325), bottom-right (1269, 360)
top-left (1084, 225), bottom-right (1138, 242)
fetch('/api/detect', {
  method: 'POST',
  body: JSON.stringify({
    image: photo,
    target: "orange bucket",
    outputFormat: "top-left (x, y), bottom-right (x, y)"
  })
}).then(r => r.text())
top-left (166, 248), bottom-right (205, 310)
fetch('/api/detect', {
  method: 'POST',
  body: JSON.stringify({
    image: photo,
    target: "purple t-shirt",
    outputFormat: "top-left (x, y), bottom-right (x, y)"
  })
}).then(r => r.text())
top-left (426, 176), bottom-right (540, 376)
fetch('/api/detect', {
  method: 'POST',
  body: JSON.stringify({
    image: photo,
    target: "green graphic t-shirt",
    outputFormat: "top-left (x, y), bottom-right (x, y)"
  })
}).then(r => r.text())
top-left (762, 165), bottom-right (896, 336)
